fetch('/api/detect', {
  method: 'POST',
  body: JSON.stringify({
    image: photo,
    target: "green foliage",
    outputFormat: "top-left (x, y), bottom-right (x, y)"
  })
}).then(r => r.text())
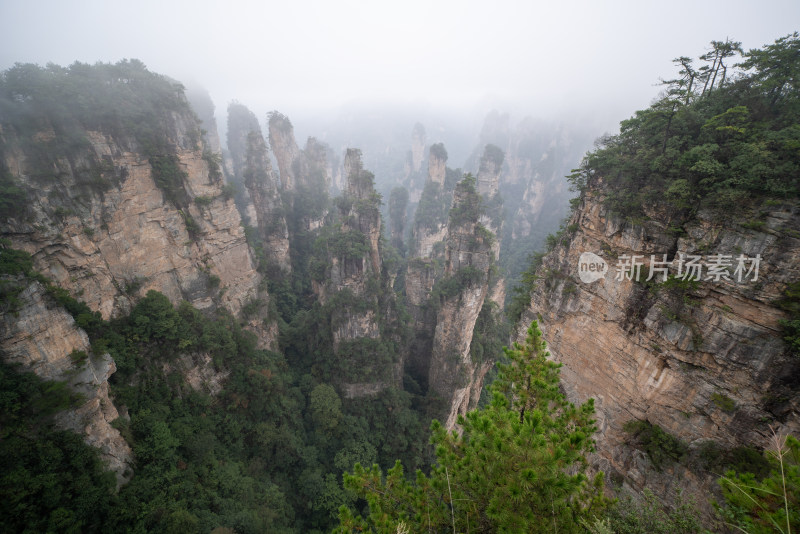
top-left (507, 250), bottom-right (544, 323)
top-left (0, 361), bottom-right (114, 533)
top-left (150, 154), bottom-right (189, 208)
top-left (337, 321), bottom-right (605, 533)
top-left (429, 142), bottom-right (448, 160)
top-left (202, 149), bottom-right (222, 183)
top-left (0, 161), bottom-right (27, 221)
top-left (483, 143), bottom-right (505, 167)
top-left (718, 433), bottom-right (800, 533)
top-left (469, 299), bottom-right (509, 365)
top-left (623, 420), bottom-right (688, 470)
top-left (776, 281), bottom-right (800, 356)
top-left (309, 383), bottom-right (342, 433)
top-left (711, 391), bottom-right (737, 412)
top-left (0, 60), bottom-right (195, 207)
top-left (603, 488), bottom-right (703, 534)
top-left (413, 180), bottom-right (450, 230)
top-left (194, 194), bottom-right (214, 207)
top-left (698, 441), bottom-right (773, 480)
top-left (576, 34), bottom-right (800, 220)
top-left (429, 265), bottom-right (485, 309)
top-left (448, 173), bottom-right (483, 227)
top-left (0, 241), bottom-right (49, 312)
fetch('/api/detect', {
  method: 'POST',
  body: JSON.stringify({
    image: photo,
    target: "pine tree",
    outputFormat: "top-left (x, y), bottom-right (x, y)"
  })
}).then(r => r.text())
top-left (335, 321), bottom-right (606, 533)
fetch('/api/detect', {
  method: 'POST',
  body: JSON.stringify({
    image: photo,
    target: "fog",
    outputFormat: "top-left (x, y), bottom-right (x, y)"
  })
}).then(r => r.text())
top-left (1, 0), bottom-right (797, 151)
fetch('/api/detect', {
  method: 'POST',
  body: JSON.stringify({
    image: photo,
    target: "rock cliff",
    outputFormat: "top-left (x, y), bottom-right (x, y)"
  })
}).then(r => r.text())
top-left (427, 177), bottom-right (496, 429)
top-left (226, 103), bottom-right (290, 275)
top-left (314, 149), bottom-right (403, 397)
top-left (475, 144), bottom-right (505, 306)
top-left (515, 190), bottom-right (800, 504)
top-left (0, 96), bottom-right (267, 334)
top-left (0, 278), bottom-right (133, 485)
top-left (404, 144), bottom-right (454, 388)
top-left (0, 63), bottom-right (276, 487)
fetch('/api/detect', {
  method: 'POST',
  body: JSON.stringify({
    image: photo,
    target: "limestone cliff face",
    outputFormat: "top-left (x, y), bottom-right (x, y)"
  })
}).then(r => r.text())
top-left (303, 137), bottom-right (336, 192)
top-left (410, 144), bottom-right (451, 259)
top-left (515, 190), bottom-right (800, 501)
top-left (268, 113), bottom-right (334, 230)
top-left (316, 149), bottom-right (402, 397)
top-left (427, 143), bottom-right (446, 186)
top-left (0, 279), bottom-right (133, 485)
top-left (242, 131), bottom-right (290, 273)
top-left (404, 145), bottom-right (453, 386)
top-left (185, 85), bottom-right (223, 156)
top-left (268, 112), bottom-right (301, 192)
top-left (223, 105), bottom-right (294, 277)
top-left (427, 178), bottom-right (496, 429)
top-left (343, 149), bottom-right (382, 276)
top-left (475, 145), bottom-right (505, 307)
top-left (403, 123), bottom-right (429, 203)
top-left (467, 112), bottom-right (593, 274)
top-left (0, 110), bottom-right (268, 341)
top-left (225, 102), bottom-right (262, 227)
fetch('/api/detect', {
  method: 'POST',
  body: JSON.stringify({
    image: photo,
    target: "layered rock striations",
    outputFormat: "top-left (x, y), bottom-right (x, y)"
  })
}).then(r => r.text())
top-left (314, 149), bottom-right (403, 397)
top-left (268, 112), bottom-right (301, 192)
top-left (0, 278), bottom-right (133, 485)
top-left (427, 177), bottom-right (496, 429)
top-left (515, 190), bottom-right (800, 502)
top-left (0, 62), bottom-right (276, 485)
top-left (225, 102), bottom-right (262, 227)
top-left (268, 112), bottom-right (335, 230)
top-left (226, 103), bottom-right (291, 275)
top-left (475, 144), bottom-right (505, 306)
top-left (0, 87), bottom-right (267, 332)
top-left (404, 143), bottom-right (454, 387)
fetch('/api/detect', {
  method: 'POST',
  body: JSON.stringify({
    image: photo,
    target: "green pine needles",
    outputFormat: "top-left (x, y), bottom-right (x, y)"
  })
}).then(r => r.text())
top-left (335, 321), bottom-right (606, 533)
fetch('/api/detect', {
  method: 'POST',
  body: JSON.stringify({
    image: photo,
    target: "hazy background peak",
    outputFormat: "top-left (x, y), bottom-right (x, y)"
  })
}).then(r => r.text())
top-left (1, 0), bottom-right (797, 138)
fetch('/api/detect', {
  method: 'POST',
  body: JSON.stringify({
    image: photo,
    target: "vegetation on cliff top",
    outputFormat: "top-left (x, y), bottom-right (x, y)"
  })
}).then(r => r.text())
top-left (0, 60), bottom-right (202, 213)
top-left (568, 33), bottom-right (800, 218)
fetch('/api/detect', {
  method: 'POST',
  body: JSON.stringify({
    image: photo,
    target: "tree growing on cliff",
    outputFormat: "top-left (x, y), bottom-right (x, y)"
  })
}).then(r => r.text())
top-left (717, 430), bottom-right (799, 534)
top-left (334, 321), bottom-right (605, 533)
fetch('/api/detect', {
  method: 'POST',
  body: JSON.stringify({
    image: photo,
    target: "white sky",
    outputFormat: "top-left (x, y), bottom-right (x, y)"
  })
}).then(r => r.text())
top-left (0, 0), bottom-right (798, 133)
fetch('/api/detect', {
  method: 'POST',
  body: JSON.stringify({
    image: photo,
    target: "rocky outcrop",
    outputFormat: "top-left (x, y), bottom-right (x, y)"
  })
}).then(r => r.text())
top-left (268, 113), bottom-right (334, 230)
top-left (475, 145), bottom-right (505, 306)
top-left (268, 112), bottom-right (301, 192)
top-left (0, 108), bottom-right (269, 346)
top-left (163, 352), bottom-right (229, 396)
top-left (388, 187), bottom-right (409, 254)
top-left (427, 143), bottom-right (446, 186)
top-left (225, 102), bottom-right (262, 227)
top-left (315, 149), bottom-right (402, 396)
top-left (0, 279), bottom-right (133, 486)
top-left (0, 74), bottom-right (293, 492)
top-left (404, 146), bottom-right (455, 387)
top-left (515, 190), bottom-right (800, 504)
top-left (242, 132), bottom-right (291, 274)
top-left (503, 119), bottom-right (588, 242)
top-left (226, 103), bottom-right (290, 275)
top-left (409, 145), bottom-right (452, 259)
top-left (427, 177), bottom-right (496, 429)
top-left (185, 85), bottom-right (223, 156)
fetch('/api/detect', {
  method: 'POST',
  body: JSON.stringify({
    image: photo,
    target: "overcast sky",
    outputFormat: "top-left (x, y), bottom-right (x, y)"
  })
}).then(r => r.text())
top-left (1, 0), bottom-right (798, 134)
